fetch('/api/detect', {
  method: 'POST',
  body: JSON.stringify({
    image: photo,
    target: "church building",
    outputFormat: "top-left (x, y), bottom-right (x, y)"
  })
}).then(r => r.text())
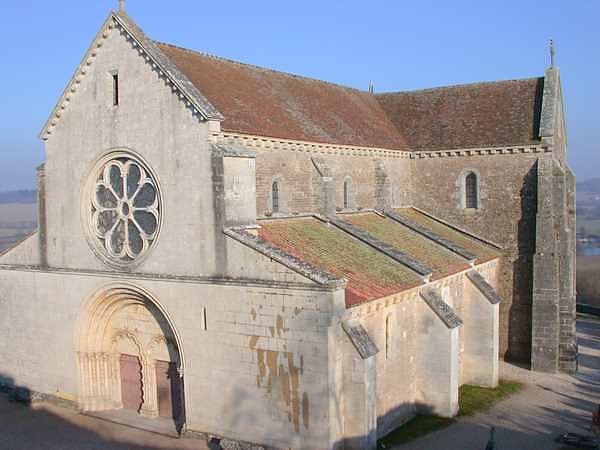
top-left (0, 6), bottom-right (576, 450)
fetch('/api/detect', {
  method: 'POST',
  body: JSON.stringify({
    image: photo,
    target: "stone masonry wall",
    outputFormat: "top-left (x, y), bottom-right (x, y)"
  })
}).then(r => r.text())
top-left (0, 261), bottom-right (340, 449)
top-left (341, 261), bottom-right (498, 438)
top-left (42, 20), bottom-right (218, 277)
top-left (411, 153), bottom-right (539, 361)
top-left (253, 146), bottom-right (412, 217)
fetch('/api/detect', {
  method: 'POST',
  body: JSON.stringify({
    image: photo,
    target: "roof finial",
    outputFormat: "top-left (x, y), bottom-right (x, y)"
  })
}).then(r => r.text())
top-left (118, 0), bottom-right (125, 12)
top-left (549, 39), bottom-right (556, 68)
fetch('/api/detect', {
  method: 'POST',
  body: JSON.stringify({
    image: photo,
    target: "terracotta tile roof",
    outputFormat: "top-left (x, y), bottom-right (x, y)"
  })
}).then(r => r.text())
top-left (257, 217), bottom-right (422, 307)
top-left (341, 212), bottom-right (470, 280)
top-left (376, 78), bottom-right (545, 151)
top-left (157, 43), bottom-right (408, 150)
top-left (155, 39), bottom-right (543, 151)
top-left (394, 208), bottom-right (501, 263)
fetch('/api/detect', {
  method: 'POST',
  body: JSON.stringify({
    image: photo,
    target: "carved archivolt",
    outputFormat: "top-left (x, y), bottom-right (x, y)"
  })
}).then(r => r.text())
top-left (76, 284), bottom-right (184, 413)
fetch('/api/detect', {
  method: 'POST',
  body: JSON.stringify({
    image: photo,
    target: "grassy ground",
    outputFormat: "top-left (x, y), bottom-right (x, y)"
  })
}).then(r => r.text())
top-left (378, 380), bottom-right (523, 448)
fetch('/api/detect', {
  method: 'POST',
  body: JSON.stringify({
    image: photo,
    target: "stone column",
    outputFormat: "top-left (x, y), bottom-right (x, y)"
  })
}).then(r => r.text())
top-left (111, 353), bottom-right (123, 409)
top-left (77, 352), bottom-right (92, 411)
top-left (79, 352), bottom-right (113, 411)
top-left (140, 358), bottom-right (159, 418)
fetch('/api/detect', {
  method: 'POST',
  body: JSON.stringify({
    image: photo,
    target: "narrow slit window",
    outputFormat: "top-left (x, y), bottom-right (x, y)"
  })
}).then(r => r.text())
top-left (465, 172), bottom-right (478, 209)
top-left (112, 73), bottom-right (119, 106)
top-left (385, 315), bottom-right (391, 360)
top-left (343, 180), bottom-right (349, 209)
top-left (272, 181), bottom-right (280, 213)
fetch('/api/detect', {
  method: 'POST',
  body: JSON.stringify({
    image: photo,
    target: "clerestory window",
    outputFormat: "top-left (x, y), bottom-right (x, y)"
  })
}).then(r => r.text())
top-left (272, 181), bottom-right (280, 213)
top-left (465, 172), bottom-right (478, 209)
top-left (343, 180), bottom-right (350, 209)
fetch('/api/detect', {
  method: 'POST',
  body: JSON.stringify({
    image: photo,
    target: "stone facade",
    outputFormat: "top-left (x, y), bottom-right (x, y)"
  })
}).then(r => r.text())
top-left (410, 151), bottom-right (539, 361)
top-left (0, 8), bottom-right (575, 450)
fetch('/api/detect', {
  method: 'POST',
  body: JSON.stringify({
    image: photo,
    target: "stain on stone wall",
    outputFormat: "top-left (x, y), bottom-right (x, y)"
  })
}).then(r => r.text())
top-left (249, 334), bottom-right (308, 432)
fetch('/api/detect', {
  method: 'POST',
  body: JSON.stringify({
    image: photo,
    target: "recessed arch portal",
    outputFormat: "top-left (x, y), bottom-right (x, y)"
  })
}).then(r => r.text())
top-left (77, 283), bottom-right (185, 429)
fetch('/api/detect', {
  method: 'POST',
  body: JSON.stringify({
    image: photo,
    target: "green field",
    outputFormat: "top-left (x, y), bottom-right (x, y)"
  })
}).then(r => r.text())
top-left (0, 203), bottom-right (37, 253)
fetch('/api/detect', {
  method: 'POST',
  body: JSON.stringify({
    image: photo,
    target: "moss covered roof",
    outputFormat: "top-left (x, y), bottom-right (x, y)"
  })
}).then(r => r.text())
top-left (258, 217), bottom-right (422, 307)
top-left (342, 212), bottom-right (470, 280)
top-left (394, 208), bottom-right (501, 263)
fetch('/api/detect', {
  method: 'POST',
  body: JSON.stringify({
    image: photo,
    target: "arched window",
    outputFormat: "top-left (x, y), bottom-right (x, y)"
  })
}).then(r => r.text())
top-left (272, 181), bottom-right (280, 213)
top-left (343, 180), bottom-right (350, 209)
top-left (465, 172), bottom-right (478, 209)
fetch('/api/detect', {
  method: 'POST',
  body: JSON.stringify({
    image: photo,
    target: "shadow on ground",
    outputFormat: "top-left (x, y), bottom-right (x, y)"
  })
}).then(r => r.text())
top-left (0, 374), bottom-right (207, 450)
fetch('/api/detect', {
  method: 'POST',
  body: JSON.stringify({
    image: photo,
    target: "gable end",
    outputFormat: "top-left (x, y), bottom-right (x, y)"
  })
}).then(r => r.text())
top-left (39, 11), bottom-right (223, 142)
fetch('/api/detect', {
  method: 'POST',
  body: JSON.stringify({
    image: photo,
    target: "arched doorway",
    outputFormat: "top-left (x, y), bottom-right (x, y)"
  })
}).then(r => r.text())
top-left (77, 284), bottom-right (185, 430)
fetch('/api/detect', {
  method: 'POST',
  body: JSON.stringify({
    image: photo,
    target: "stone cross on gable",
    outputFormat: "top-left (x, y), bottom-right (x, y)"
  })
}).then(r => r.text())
top-left (119, 0), bottom-right (125, 12)
top-left (550, 39), bottom-right (556, 67)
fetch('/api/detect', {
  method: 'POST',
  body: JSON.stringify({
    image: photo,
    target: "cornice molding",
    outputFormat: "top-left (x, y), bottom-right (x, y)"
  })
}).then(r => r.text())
top-left (219, 132), bottom-right (549, 161)
top-left (0, 262), bottom-right (327, 292)
top-left (410, 144), bottom-right (549, 159)
top-left (219, 132), bottom-right (413, 159)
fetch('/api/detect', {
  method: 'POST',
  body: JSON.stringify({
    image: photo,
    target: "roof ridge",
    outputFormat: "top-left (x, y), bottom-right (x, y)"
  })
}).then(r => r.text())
top-left (154, 40), bottom-right (370, 94)
top-left (376, 76), bottom-right (544, 96)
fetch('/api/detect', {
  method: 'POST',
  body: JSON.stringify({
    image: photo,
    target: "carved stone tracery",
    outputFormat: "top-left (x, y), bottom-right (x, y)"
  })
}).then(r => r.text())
top-left (84, 152), bottom-right (162, 269)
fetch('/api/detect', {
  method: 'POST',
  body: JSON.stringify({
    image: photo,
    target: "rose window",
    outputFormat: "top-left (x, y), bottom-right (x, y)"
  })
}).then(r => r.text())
top-left (90, 155), bottom-right (160, 265)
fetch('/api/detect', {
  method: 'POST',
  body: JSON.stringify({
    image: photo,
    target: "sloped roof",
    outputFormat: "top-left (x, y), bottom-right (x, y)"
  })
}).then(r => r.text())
top-left (376, 78), bottom-right (545, 151)
top-left (157, 40), bottom-right (543, 152)
top-left (258, 217), bottom-right (422, 307)
top-left (40, 11), bottom-right (547, 151)
top-left (257, 212), bottom-right (500, 308)
top-left (393, 208), bottom-right (501, 263)
top-left (341, 212), bottom-right (470, 280)
top-left (157, 42), bottom-right (409, 150)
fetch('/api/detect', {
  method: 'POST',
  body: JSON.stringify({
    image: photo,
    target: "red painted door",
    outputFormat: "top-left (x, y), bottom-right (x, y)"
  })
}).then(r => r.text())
top-left (156, 360), bottom-right (183, 420)
top-left (120, 354), bottom-right (143, 412)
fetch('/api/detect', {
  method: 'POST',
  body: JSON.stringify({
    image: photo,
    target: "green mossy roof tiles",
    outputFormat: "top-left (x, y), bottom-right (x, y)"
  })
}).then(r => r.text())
top-left (258, 217), bottom-right (422, 307)
top-left (394, 208), bottom-right (501, 263)
top-left (341, 212), bottom-right (470, 280)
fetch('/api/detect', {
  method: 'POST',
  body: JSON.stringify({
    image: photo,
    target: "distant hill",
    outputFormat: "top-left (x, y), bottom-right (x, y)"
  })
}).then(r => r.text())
top-left (577, 178), bottom-right (600, 193)
top-left (0, 190), bottom-right (37, 204)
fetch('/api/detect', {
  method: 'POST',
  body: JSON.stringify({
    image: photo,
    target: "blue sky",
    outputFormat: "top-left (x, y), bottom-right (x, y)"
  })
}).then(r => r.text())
top-left (0, 1), bottom-right (597, 190)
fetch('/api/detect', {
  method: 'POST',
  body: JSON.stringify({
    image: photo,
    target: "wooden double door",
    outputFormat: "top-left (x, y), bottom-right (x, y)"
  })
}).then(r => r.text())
top-left (119, 354), bottom-right (183, 420)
